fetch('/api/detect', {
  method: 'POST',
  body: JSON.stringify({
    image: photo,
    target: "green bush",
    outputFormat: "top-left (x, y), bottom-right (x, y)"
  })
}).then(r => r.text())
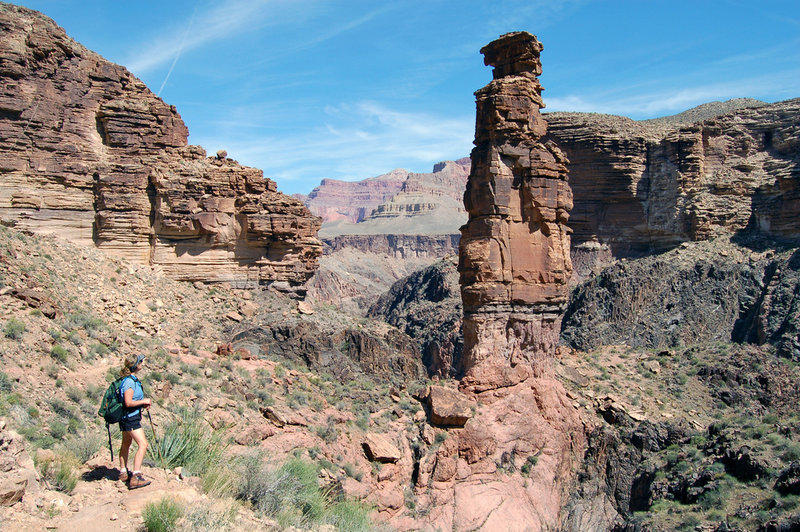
top-left (50, 344), bottom-right (69, 363)
top-left (53, 461), bottom-right (78, 493)
top-left (49, 421), bottom-right (67, 440)
top-left (3, 318), bottom-right (25, 340)
top-left (324, 498), bottom-right (374, 531)
top-left (236, 455), bottom-right (375, 530)
top-left (238, 456), bottom-right (326, 528)
top-left (142, 497), bottom-right (183, 532)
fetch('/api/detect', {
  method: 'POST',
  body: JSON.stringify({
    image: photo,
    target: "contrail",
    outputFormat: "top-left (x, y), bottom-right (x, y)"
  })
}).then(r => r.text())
top-left (157, 3), bottom-right (199, 98)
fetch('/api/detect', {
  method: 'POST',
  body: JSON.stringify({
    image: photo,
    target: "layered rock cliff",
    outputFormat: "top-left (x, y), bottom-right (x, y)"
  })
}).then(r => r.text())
top-left (458, 31), bottom-right (573, 391)
top-left (545, 98), bottom-right (800, 276)
top-left (0, 4), bottom-right (321, 285)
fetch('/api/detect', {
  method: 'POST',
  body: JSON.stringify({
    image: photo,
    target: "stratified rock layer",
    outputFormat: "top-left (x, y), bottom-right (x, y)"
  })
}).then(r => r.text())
top-left (545, 98), bottom-right (800, 276)
top-left (0, 4), bottom-right (321, 285)
top-left (458, 32), bottom-right (573, 390)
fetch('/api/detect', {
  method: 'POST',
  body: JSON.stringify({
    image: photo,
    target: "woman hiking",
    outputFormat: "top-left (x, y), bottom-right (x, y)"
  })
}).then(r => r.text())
top-left (118, 354), bottom-right (152, 489)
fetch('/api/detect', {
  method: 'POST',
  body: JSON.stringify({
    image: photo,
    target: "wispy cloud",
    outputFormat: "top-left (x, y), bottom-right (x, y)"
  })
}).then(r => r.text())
top-left (545, 69), bottom-right (800, 119)
top-left (190, 101), bottom-right (474, 193)
top-left (125, 0), bottom-right (389, 76)
top-left (125, 0), bottom-right (277, 74)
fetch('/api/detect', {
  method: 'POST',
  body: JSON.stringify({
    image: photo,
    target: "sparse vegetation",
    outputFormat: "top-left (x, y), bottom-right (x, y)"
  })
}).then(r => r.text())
top-left (4, 317), bottom-right (25, 339)
top-left (142, 497), bottom-right (183, 532)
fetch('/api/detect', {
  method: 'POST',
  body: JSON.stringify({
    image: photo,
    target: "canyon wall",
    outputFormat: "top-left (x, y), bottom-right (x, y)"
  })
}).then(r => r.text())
top-left (458, 31), bottom-right (573, 391)
top-left (0, 4), bottom-right (321, 286)
top-left (323, 234), bottom-right (459, 258)
top-left (546, 98), bottom-right (800, 275)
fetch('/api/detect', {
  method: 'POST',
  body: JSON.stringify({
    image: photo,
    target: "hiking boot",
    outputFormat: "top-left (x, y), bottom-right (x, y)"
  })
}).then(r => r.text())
top-left (128, 474), bottom-right (151, 490)
top-left (118, 470), bottom-right (129, 483)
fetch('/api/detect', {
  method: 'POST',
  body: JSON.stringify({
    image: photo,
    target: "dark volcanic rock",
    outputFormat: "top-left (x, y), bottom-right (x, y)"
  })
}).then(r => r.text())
top-left (775, 462), bottom-right (800, 495)
top-left (0, 4), bottom-right (321, 285)
top-left (368, 258), bottom-right (463, 377)
top-left (561, 239), bottom-right (800, 360)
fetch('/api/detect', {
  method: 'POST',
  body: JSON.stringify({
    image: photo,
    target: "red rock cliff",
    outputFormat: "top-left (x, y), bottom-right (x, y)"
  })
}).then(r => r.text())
top-left (458, 31), bottom-right (573, 390)
top-left (0, 4), bottom-right (322, 286)
top-left (545, 98), bottom-right (800, 277)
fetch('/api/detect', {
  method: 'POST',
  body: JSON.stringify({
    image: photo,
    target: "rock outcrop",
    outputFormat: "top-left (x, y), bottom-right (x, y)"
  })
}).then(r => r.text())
top-left (0, 4), bottom-right (321, 286)
top-left (368, 258), bottom-right (463, 378)
top-left (562, 237), bottom-right (800, 361)
top-left (545, 98), bottom-right (800, 277)
top-left (458, 31), bottom-right (573, 390)
top-left (403, 32), bottom-right (584, 532)
top-left (323, 234), bottom-right (459, 258)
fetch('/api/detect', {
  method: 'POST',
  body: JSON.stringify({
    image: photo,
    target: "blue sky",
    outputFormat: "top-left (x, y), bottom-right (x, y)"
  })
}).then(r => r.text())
top-left (14, 0), bottom-right (800, 194)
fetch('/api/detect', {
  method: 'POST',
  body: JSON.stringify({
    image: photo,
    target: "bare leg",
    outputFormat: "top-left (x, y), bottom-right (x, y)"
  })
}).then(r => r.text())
top-left (129, 427), bottom-right (148, 472)
top-left (119, 430), bottom-right (133, 472)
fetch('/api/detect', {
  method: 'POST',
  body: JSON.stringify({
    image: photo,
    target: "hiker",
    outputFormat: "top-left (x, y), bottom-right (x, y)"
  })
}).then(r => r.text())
top-left (117, 354), bottom-right (152, 489)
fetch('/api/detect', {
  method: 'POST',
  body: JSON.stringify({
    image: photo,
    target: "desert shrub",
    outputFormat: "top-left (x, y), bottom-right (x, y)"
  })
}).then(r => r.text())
top-left (49, 420), bottom-right (67, 440)
top-left (50, 344), bottom-right (69, 363)
top-left (61, 432), bottom-right (103, 463)
top-left (179, 500), bottom-right (237, 532)
top-left (155, 409), bottom-right (227, 476)
top-left (324, 498), bottom-right (374, 531)
top-left (37, 454), bottom-right (79, 494)
top-left (355, 412), bottom-right (370, 431)
top-left (88, 342), bottom-right (109, 359)
top-left (521, 455), bottom-right (539, 476)
top-left (0, 371), bottom-right (12, 392)
top-left (142, 497), bottom-right (183, 532)
top-left (343, 462), bottom-right (362, 481)
top-left (315, 417), bottom-right (339, 443)
top-left (238, 456), bottom-right (326, 528)
top-left (3, 318), bottom-right (25, 340)
top-left (66, 386), bottom-right (83, 403)
top-left (64, 311), bottom-right (106, 336)
top-left (782, 442), bottom-right (800, 463)
top-left (65, 330), bottom-right (82, 345)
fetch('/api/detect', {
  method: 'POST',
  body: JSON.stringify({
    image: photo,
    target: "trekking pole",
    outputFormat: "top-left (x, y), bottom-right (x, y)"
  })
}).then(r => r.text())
top-left (146, 409), bottom-right (170, 482)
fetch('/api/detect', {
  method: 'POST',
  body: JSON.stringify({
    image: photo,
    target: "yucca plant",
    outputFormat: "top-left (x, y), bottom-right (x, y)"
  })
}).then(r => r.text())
top-left (152, 409), bottom-right (226, 476)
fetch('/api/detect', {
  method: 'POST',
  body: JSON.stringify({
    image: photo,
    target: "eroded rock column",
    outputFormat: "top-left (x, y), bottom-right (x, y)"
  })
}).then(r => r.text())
top-left (459, 31), bottom-right (573, 391)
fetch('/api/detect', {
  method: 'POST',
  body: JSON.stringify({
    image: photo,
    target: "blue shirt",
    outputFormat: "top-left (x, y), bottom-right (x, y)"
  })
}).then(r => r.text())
top-left (119, 375), bottom-right (143, 418)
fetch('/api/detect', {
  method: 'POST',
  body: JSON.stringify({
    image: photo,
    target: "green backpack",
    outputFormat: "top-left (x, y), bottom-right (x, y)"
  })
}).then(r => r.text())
top-left (98, 377), bottom-right (126, 426)
top-left (97, 375), bottom-right (137, 460)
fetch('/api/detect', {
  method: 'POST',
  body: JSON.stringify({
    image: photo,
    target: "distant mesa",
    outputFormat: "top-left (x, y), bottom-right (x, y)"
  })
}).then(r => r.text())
top-left (0, 3), bottom-right (322, 287)
top-left (302, 158), bottom-right (470, 239)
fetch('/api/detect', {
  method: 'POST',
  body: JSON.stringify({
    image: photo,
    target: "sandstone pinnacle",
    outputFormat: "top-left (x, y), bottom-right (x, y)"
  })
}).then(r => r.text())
top-left (459, 31), bottom-right (573, 391)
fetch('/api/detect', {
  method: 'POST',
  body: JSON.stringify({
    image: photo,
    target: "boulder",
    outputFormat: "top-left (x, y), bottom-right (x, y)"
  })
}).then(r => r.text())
top-left (362, 433), bottom-right (401, 463)
top-left (775, 462), bottom-right (800, 495)
top-left (428, 386), bottom-right (472, 427)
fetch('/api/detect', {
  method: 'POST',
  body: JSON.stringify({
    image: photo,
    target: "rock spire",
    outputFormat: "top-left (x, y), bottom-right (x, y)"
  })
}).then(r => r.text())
top-left (458, 31), bottom-right (573, 390)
